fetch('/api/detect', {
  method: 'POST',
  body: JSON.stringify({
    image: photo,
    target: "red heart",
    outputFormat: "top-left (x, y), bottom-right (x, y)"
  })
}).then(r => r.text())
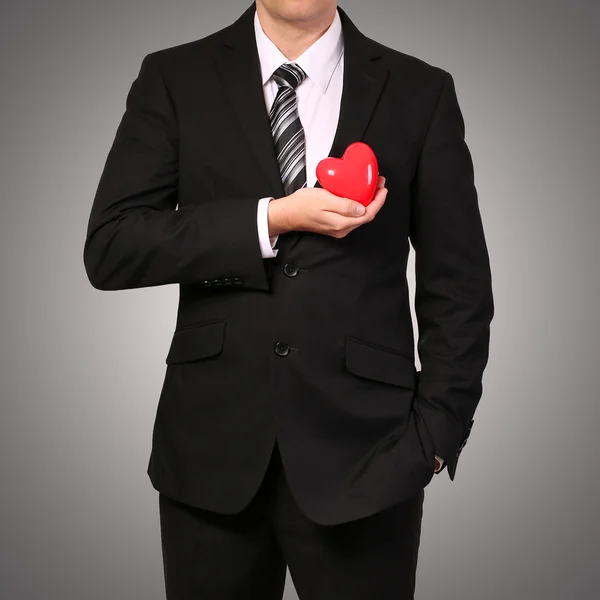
top-left (316, 142), bottom-right (379, 206)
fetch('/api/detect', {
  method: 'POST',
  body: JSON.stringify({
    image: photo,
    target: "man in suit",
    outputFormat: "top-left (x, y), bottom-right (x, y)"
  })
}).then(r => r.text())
top-left (84, 1), bottom-right (494, 598)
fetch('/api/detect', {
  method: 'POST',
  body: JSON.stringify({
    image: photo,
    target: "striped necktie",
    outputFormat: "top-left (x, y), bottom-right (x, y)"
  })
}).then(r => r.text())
top-left (269, 63), bottom-right (308, 196)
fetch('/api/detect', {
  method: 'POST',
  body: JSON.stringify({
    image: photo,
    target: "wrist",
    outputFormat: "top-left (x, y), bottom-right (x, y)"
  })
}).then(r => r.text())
top-left (268, 197), bottom-right (293, 236)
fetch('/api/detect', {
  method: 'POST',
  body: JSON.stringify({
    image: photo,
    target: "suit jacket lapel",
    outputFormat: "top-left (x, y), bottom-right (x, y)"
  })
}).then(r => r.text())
top-left (214, 3), bottom-right (286, 199)
top-left (214, 2), bottom-right (389, 245)
top-left (321, 5), bottom-right (390, 174)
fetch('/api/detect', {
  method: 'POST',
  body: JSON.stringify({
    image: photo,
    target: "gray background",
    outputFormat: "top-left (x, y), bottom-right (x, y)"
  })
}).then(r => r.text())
top-left (1, 0), bottom-right (598, 598)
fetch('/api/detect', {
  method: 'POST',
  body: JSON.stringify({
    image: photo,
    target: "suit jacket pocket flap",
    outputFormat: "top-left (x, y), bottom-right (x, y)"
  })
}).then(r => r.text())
top-left (165, 320), bottom-right (226, 364)
top-left (345, 336), bottom-right (416, 389)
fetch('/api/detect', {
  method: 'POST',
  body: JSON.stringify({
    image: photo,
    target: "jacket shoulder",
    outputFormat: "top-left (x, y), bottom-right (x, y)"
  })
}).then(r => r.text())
top-left (366, 36), bottom-right (450, 87)
top-left (138, 21), bottom-right (232, 70)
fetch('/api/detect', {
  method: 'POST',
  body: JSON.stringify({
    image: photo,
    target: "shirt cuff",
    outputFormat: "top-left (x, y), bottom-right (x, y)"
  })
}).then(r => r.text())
top-left (434, 455), bottom-right (444, 472)
top-left (257, 196), bottom-right (279, 258)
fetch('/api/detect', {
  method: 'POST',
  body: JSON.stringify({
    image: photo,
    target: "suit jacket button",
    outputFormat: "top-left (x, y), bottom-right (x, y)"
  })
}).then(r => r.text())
top-left (233, 277), bottom-right (243, 285)
top-left (274, 342), bottom-right (290, 356)
top-left (283, 262), bottom-right (299, 277)
top-left (222, 278), bottom-right (232, 285)
top-left (212, 279), bottom-right (222, 286)
top-left (201, 280), bottom-right (212, 286)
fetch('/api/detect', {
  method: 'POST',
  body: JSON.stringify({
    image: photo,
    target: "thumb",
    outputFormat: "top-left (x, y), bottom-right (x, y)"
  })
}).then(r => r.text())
top-left (344, 198), bottom-right (366, 216)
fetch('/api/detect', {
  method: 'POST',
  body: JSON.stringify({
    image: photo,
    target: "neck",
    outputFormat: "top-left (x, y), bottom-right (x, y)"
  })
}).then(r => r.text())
top-left (256, 4), bottom-right (337, 61)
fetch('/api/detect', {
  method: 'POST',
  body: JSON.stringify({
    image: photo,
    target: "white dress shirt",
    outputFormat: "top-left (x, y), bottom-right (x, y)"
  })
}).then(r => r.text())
top-left (252, 8), bottom-right (444, 473)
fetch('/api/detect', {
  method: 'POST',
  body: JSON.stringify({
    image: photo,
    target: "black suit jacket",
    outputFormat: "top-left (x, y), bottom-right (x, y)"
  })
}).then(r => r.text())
top-left (84, 2), bottom-right (494, 525)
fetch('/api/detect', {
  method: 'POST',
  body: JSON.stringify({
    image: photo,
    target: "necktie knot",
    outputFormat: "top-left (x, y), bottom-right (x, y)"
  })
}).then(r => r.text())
top-left (272, 62), bottom-right (307, 91)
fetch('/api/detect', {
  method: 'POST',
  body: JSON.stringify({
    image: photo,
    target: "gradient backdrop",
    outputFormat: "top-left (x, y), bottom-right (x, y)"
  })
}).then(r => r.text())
top-left (1, 1), bottom-right (598, 598)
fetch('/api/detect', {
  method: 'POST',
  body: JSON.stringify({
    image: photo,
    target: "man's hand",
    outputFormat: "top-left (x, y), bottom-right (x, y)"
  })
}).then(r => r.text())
top-left (268, 175), bottom-right (388, 238)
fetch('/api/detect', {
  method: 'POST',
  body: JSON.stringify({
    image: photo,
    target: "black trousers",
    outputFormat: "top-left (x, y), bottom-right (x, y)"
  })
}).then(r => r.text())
top-left (158, 441), bottom-right (425, 599)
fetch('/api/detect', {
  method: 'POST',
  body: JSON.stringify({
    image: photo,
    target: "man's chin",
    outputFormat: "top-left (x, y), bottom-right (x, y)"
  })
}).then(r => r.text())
top-left (280, 11), bottom-right (322, 24)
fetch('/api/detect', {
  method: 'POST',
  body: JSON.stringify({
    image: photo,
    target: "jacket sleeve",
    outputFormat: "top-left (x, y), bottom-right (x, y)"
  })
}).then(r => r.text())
top-left (83, 52), bottom-right (271, 292)
top-left (409, 69), bottom-right (495, 480)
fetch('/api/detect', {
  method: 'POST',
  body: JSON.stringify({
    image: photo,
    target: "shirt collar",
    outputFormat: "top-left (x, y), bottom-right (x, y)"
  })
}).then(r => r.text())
top-left (254, 8), bottom-right (343, 95)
